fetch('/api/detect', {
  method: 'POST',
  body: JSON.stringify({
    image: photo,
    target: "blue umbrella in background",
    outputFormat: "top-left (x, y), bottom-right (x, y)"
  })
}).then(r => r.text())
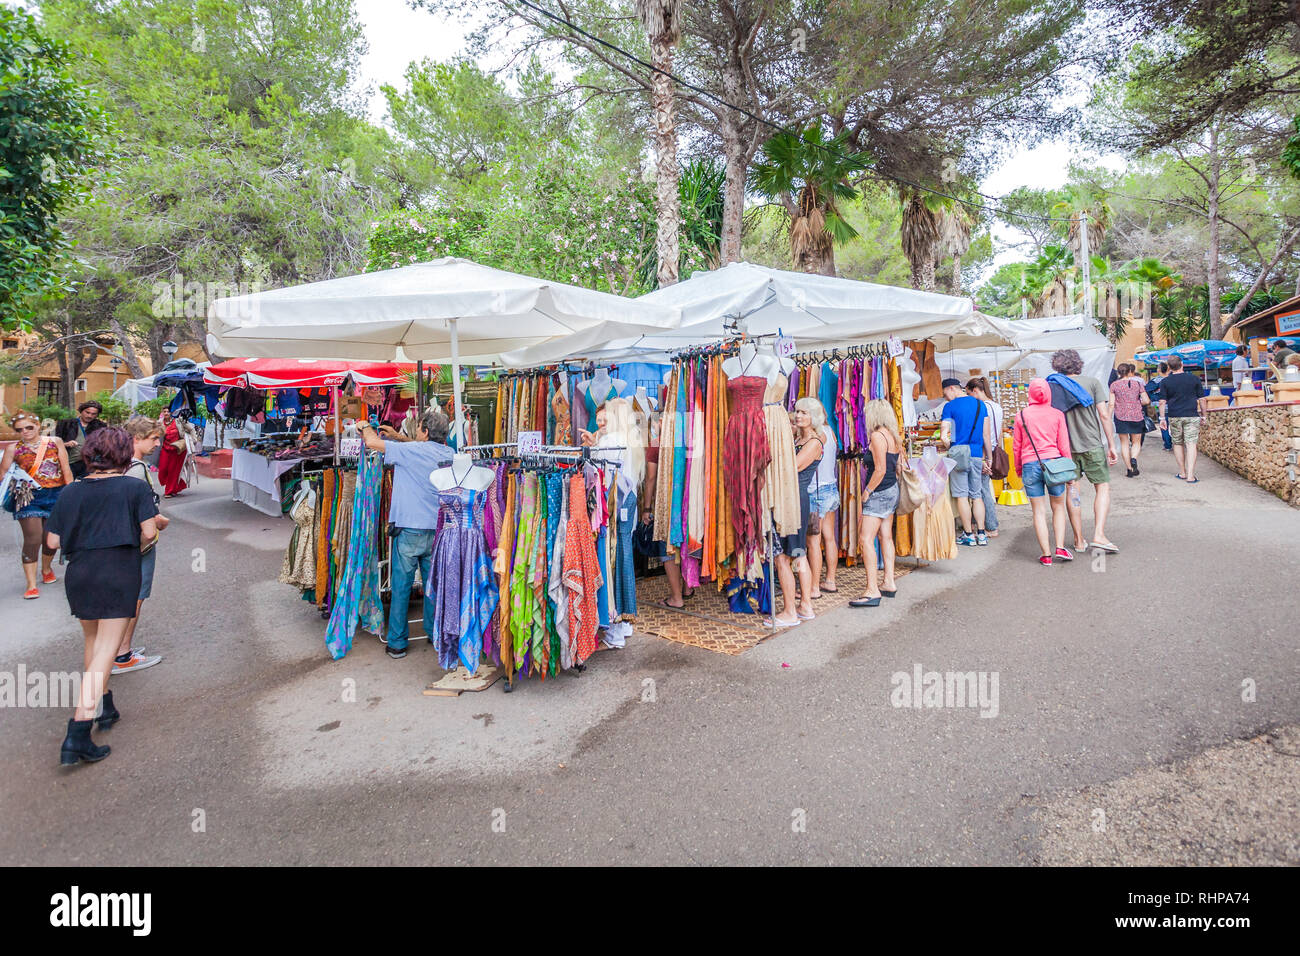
top-left (1136, 339), bottom-right (1237, 368)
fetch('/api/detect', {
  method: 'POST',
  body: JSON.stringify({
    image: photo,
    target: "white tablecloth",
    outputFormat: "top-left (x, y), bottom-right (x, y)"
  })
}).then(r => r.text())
top-left (230, 449), bottom-right (303, 517)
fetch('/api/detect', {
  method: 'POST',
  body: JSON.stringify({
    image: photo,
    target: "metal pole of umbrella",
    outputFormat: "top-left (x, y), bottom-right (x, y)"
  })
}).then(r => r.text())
top-left (332, 384), bottom-right (340, 466)
top-left (416, 359), bottom-right (424, 415)
top-left (450, 317), bottom-right (464, 449)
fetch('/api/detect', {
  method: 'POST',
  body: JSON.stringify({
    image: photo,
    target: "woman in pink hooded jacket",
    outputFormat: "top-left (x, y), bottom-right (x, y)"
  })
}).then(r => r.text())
top-left (1012, 379), bottom-right (1073, 565)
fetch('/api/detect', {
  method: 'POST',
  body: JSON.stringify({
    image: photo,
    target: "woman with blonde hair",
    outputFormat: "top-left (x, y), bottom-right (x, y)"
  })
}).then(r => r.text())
top-left (850, 400), bottom-right (902, 608)
top-left (795, 396), bottom-right (839, 598)
top-left (2, 410), bottom-right (73, 599)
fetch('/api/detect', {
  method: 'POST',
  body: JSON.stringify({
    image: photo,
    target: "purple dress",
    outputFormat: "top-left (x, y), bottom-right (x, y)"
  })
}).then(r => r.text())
top-left (427, 485), bottom-right (499, 671)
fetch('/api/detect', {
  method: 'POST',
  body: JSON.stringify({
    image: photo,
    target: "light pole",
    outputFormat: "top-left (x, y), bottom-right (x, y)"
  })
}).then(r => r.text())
top-left (21, 376), bottom-right (31, 404)
top-left (110, 356), bottom-right (123, 391)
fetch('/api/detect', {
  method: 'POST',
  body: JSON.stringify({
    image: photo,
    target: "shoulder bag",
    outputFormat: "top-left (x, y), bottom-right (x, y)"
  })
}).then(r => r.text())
top-left (985, 402), bottom-right (1010, 480)
top-left (1022, 407), bottom-right (1079, 486)
top-left (2, 436), bottom-right (52, 513)
top-left (895, 452), bottom-right (923, 515)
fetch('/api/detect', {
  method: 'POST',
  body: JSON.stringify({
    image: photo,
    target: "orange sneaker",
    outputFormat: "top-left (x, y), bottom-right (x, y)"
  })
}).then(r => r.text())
top-left (23, 587), bottom-right (39, 599)
top-left (42, 570), bottom-right (57, 584)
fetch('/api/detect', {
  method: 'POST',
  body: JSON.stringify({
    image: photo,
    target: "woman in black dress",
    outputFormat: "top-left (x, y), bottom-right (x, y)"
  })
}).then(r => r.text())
top-left (45, 427), bottom-right (158, 766)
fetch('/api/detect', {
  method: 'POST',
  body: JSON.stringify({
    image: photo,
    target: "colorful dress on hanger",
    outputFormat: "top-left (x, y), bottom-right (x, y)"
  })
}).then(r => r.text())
top-left (428, 483), bottom-right (500, 672)
top-left (722, 374), bottom-right (771, 577)
top-left (761, 372), bottom-right (801, 539)
top-left (324, 454), bottom-right (384, 660)
top-left (563, 472), bottom-right (599, 665)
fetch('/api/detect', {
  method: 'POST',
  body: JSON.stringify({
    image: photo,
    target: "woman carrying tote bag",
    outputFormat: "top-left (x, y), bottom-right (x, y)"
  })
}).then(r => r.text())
top-left (1012, 379), bottom-right (1077, 566)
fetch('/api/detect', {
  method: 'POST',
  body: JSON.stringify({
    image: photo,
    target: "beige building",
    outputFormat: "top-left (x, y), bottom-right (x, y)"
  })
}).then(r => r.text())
top-left (1, 332), bottom-right (205, 424)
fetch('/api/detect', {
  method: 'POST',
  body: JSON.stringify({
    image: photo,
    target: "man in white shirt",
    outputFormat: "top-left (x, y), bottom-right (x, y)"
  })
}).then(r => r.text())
top-left (1231, 346), bottom-right (1250, 388)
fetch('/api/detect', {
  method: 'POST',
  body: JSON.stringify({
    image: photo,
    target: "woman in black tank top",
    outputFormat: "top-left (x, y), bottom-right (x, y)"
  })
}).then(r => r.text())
top-left (851, 402), bottom-right (903, 608)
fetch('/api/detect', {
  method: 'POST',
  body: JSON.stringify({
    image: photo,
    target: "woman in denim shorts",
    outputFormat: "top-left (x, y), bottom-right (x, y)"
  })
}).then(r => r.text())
top-left (1012, 378), bottom-right (1074, 565)
top-left (797, 398), bottom-right (840, 598)
top-left (850, 400), bottom-right (902, 608)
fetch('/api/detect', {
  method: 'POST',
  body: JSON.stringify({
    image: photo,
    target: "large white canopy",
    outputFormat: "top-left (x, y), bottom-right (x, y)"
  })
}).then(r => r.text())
top-left (500, 261), bottom-right (1012, 367)
top-left (206, 257), bottom-right (681, 363)
top-left (939, 313), bottom-right (1116, 383)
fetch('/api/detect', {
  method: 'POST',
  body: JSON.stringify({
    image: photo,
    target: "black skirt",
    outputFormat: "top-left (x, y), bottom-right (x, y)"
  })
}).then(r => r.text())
top-left (1114, 417), bottom-right (1147, 435)
top-left (65, 545), bottom-right (143, 620)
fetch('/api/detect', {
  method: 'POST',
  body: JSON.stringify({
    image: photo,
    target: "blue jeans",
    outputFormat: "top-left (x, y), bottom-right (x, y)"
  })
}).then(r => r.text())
top-left (387, 528), bottom-right (436, 651)
top-left (980, 473), bottom-right (999, 532)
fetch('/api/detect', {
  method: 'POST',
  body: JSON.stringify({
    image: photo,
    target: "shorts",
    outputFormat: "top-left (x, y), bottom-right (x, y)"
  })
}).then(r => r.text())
top-left (139, 545), bottom-right (157, 601)
top-left (1020, 460), bottom-right (1066, 499)
top-left (1168, 416), bottom-right (1200, 445)
top-left (861, 483), bottom-right (900, 519)
top-left (947, 445), bottom-right (984, 499)
top-left (1072, 446), bottom-right (1109, 485)
top-left (12, 484), bottom-right (63, 520)
top-left (1113, 417), bottom-right (1146, 435)
top-left (810, 484), bottom-right (840, 516)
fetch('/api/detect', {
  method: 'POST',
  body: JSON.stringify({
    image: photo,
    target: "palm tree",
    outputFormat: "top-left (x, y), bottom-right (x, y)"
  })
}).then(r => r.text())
top-left (935, 200), bottom-right (976, 295)
top-left (1125, 257), bottom-right (1180, 351)
top-left (1023, 244), bottom-right (1073, 317)
top-left (899, 187), bottom-right (940, 291)
top-left (750, 125), bottom-right (871, 276)
top-left (1051, 185), bottom-right (1112, 259)
top-left (634, 0), bottom-right (683, 288)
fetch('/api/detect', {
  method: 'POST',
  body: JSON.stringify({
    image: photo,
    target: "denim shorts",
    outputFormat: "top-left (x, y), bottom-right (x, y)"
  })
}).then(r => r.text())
top-left (947, 446), bottom-right (984, 499)
top-left (861, 483), bottom-right (900, 519)
top-left (1021, 460), bottom-right (1066, 499)
top-left (139, 545), bottom-right (157, 601)
top-left (809, 483), bottom-right (840, 516)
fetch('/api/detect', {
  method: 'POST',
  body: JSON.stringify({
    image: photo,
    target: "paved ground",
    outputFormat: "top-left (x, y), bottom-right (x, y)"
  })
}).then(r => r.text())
top-left (1, 446), bottom-right (1297, 865)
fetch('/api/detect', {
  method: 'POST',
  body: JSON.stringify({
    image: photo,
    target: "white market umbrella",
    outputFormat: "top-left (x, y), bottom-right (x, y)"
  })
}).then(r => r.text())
top-left (207, 257), bottom-right (681, 439)
top-left (500, 261), bottom-right (1013, 366)
top-left (941, 313), bottom-right (1116, 384)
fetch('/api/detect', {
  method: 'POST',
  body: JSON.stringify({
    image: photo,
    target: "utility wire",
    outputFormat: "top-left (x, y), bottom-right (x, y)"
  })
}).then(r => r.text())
top-left (515, 0), bottom-right (1086, 224)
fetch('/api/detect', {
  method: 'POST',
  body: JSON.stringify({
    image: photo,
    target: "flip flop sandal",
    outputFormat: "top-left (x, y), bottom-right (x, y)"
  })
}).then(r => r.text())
top-left (1092, 542), bottom-right (1119, 554)
top-left (820, 585), bottom-right (839, 593)
top-left (1186, 478), bottom-right (1200, 484)
top-left (659, 598), bottom-right (686, 610)
top-left (762, 617), bottom-right (800, 628)
top-left (848, 596), bottom-right (881, 608)
top-left (1175, 474), bottom-right (1186, 480)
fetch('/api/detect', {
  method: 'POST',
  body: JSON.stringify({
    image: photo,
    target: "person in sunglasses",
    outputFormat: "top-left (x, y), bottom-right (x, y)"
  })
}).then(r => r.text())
top-left (2, 411), bottom-right (74, 599)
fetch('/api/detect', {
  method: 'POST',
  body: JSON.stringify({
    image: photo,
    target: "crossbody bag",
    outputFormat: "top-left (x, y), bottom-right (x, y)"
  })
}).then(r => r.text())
top-left (1022, 407), bottom-right (1079, 486)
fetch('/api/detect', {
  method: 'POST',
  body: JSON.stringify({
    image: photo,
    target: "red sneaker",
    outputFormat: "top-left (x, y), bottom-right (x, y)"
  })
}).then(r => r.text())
top-left (1038, 555), bottom-right (1052, 566)
top-left (42, 570), bottom-right (57, 584)
top-left (23, 587), bottom-right (39, 599)
top-left (1054, 548), bottom-right (1074, 562)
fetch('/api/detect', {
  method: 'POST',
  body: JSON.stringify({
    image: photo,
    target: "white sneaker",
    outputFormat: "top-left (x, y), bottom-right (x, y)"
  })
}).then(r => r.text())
top-left (111, 652), bottom-right (162, 675)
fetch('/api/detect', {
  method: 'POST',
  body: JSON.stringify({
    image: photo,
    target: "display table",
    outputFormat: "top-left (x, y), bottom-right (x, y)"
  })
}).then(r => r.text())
top-left (230, 448), bottom-right (306, 517)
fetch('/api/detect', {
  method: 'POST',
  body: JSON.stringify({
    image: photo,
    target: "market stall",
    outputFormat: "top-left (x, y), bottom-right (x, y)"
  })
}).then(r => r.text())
top-left (494, 263), bottom-right (1017, 640)
top-left (206, 259), bottom-right (684, 687)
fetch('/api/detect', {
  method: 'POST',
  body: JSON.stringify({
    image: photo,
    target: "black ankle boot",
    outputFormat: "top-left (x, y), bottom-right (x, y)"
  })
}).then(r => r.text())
top-left (60, 718), bottom-right (111, 766)
top-left (96, 690), bottom-right (120, 729)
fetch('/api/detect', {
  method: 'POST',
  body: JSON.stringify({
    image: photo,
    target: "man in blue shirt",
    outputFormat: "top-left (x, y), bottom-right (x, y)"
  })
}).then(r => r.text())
top-left (940, 378), bottom-right (994, 546)
top-left (360, 408), bottom-right (453, 659)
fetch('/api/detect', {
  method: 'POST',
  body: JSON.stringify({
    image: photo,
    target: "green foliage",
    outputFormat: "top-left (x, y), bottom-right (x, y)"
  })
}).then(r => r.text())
top-left (135, 395), bottom-right (172, 419)
top-left (976, 262), bottom-right (1029, 317)
top-left (1285, 115), bottom-right (1300, 181)
top-left (90, 389), bottom-right (130, 425)
top-left (20, 397), bottom-right (71, 423)
top-left (0, 7), bottom-right (106, 330)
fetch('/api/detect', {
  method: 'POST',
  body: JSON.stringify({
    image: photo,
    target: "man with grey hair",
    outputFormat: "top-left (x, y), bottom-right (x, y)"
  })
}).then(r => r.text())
top-left (361, 406), bottom-right (453, 658)
top-left (1049, 348), bottom-right (1119, 554)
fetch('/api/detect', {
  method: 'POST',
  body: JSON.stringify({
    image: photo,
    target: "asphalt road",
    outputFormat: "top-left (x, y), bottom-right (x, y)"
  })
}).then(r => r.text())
top-left (2, 447), bottom-right (1297, 865)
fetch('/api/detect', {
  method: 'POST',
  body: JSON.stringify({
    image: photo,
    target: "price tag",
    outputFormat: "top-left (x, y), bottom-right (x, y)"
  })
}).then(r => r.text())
top-left (339, 437), bottom-right (362, 458)
top-left (518, 430), bottom-right (543, 454)
top-left (887, 335), bottom-right (904, 358)
top-left (775, 335), bottom-right (796, 359)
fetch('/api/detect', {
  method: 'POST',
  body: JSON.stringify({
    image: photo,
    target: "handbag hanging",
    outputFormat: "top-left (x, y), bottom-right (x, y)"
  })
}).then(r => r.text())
top-left (895, 454), bottom-right (923, 515)
top-left (2, 436), bottom-right (51, 513)
top-left (1022, 407), bottom-right (1080, 486)
top-left (985, 403), bottom-right (1010, 480)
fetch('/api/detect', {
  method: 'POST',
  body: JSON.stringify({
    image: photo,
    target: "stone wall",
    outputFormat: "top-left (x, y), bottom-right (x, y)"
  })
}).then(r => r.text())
top-left (1200, 403), bottom-right (1300, 507)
